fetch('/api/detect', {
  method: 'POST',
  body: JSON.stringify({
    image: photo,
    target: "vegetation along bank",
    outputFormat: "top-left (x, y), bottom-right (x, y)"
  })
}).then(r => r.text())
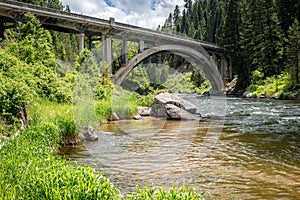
top-left (0, 12), bottom-right (205, 199)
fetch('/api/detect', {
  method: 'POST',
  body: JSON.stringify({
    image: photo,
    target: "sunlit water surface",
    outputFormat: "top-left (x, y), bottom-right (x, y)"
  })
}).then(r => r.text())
top-left (62, 96), bottom-right (300, 199)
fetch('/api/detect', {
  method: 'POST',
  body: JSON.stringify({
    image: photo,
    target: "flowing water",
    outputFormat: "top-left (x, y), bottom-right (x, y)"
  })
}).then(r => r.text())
top-left (62, 96), bottom-right (300, 199)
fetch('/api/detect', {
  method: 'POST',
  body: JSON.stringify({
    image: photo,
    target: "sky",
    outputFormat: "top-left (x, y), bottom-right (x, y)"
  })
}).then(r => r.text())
top-left (60, 0), bottom-right (185, 29)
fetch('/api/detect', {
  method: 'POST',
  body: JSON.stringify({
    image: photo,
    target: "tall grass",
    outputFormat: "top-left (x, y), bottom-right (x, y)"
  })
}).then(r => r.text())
top-left (125, 185), bottom-right (205, 200)
top-left (0, 119), bottom-right (120, 199)
top-left (95, 87), bottom-right (146, 121)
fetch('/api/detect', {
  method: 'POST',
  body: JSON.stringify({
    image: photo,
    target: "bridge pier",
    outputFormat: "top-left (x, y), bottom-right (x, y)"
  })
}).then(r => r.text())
top-left (220, 55), bottom-right (227, 82)
top-left (211, 53), bottom-right (218, 67)
top-left (139, 39), bottom-right (145, 53)
top-left (210, 53), bottom-right (232, 83)
top-left (122, 39), bottom-right (128, 65)
top-left (102, 33), bottom-right (113, 72)
top-left (78, 33), bottom-right (85, 52)
top-left (228, 56), bottom-right (233, 80)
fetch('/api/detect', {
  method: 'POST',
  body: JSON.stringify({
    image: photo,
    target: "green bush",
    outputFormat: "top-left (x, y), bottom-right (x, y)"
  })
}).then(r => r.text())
top-left (112, 88), bottom-right (139, 119)
top-left (95, 99), bottom-right (113, 122)
top-left (6, 13), bottom-right (57, 69)
top-left (0, 14), bottom-right (73, 124)
top-left (0, 72), bottom-right (32, 123)
top-left (53, 111), bottom-right (79, 144)
top-left (248, 72), bottom-right (290, 97)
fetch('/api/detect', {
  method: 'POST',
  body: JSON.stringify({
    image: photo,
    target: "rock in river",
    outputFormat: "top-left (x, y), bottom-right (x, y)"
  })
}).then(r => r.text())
top-left (138, 106), bottom-right (151, 116)
top-left (150, 92), bottom-right (201, 120)
top-left (82, 125), bottom-right (98, 141)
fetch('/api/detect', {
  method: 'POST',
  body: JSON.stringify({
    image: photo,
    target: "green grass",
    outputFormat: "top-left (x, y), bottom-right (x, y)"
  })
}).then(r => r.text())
top-left (95, 87), bottom-right (153, 121)
top-left (0, 119), bottom-right (120, 199)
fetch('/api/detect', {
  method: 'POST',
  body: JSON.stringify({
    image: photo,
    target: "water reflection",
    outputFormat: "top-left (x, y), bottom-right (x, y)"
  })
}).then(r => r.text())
top-left (62, 97), bottom-right (300, 199)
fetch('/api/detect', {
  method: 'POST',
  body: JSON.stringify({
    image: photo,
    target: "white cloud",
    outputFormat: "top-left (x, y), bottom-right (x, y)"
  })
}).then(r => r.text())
top-left (61, 0), bottom-right (185, 29)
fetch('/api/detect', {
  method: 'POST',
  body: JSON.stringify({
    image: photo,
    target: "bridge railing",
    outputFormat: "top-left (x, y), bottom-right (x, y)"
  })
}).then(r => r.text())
top-left (116, 22), bottom-right (225, 50)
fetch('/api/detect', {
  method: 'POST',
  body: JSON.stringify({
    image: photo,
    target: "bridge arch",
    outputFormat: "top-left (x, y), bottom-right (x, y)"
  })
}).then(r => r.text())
top-left (113, 44), bottom-right (224, 94)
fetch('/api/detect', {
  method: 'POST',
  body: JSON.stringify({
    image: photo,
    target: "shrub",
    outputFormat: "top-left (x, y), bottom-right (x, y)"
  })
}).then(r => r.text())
top-left (248, 72), bottom-right (290, 97)
top-left (0, 14), bottom-right (73, 124)
top-left (95, 99), bottom-right (112, 122)
top-left (53, 111), bottom-right (79, 144)
top-left (0, 72), bottom-right (32, 123)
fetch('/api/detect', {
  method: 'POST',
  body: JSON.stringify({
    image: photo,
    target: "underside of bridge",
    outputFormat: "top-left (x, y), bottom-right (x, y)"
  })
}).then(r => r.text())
top-left (112, 44), bottom-right (226, 95)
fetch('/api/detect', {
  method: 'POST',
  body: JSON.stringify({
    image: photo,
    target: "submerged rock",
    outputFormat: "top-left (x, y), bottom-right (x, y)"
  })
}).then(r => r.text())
top-left (82, 126), bottom-right (98, 141)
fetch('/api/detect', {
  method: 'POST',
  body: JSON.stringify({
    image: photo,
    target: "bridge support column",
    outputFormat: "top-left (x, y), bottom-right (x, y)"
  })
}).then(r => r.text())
top-left (122, 39), bottom-right (128, 65)
top-left (220, 55), bottom-right (227, 82)
top-left (102, 33), bottom-right (113, 72)
top-left (139, 39), bottom-right (145, 53)
top-left (211, 53), bottom-right (218, 66)
top-left (228, 56), bottom-right (233, 80)
top-left (78, 33), bottom-right (85, 52)
top-left (87, 36), bottom-right (93, 50)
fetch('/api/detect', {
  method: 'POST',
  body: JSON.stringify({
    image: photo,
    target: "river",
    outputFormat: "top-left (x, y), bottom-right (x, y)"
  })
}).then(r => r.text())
top-left (62, 96), bottom-right (300, 199)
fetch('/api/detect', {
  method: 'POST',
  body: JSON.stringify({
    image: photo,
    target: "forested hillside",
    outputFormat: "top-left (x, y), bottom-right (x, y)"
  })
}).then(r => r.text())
top-left (160, 0), bottom-right (300, 97)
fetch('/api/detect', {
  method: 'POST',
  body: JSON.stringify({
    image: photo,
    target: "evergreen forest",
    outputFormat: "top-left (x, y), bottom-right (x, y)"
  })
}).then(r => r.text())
top-left (160, 0), bottom-right (300, 97)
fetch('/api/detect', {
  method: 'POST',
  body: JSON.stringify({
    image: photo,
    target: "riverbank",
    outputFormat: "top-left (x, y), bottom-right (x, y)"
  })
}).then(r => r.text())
top-left (0, 100), bottom-right (205, 199)
top-left (241, 72), bottom-right (300, 100)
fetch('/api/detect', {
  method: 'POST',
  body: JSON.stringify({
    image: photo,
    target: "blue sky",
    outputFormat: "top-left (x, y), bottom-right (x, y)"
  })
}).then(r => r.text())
top-left (104, 0), bottom-right (115, 7)
top-left (60, 0), bottom-right (185, 29)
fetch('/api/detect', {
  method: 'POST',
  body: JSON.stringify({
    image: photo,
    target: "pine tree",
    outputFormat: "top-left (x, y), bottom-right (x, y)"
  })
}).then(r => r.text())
top-left (184, 0), bottom-right (193, 16)
top-left (277, 0), bottom-right (300, 35)
top-left (286, 19), bottom-right (300, 86)
top-left (173, 5), bottom-right (180, 32)
top-left (194, 0), bottom-right (206, 40)
top-left (223, 0), bottom-right (241, 52)
top-left (223, 0), bottom-right (245, 88)
top-left (254, 0), bottom-right (284, 77)
top-left (181, 9), bottom-right (190, 35)
top-left (239, 0), bottom-right (257, 86)
top-left (15, 0), bottom-right (77, 62)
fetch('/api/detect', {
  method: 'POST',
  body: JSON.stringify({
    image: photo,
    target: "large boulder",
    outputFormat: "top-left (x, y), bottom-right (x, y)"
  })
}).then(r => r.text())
top-left (150, 93), bottom-right (201, 120)
top-left (152, 92), bottom-right (197, 114)
top-left (82, 126), bottom-right (98, 141)
top-left (165, 104), bottom-right (201, 120)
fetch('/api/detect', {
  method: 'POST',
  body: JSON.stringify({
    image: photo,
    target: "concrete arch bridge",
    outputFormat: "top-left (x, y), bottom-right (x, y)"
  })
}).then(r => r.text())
top-left (0, 0), bottom-right (232, 93)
